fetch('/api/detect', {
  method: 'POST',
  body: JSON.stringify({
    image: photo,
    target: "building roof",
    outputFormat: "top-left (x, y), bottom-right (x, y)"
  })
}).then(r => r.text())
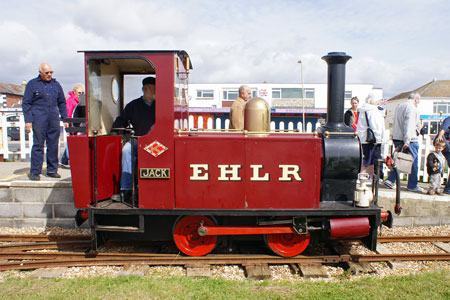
top-left (389, 80), bottom-right (450, 101)
top-left (0, 82), bottom-right (24, 96)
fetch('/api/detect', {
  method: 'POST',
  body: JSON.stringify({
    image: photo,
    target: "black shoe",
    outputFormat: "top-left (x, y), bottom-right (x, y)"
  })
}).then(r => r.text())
top-left (28, 173), bottom-right (40, 181)
top-left (46, 172), bottom-right (61, 178)
top-left (122, 190), bottom-right (132, 202)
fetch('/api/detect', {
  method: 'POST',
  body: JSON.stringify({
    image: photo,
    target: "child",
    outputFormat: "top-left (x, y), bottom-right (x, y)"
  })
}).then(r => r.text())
top-left (426, 141), bottom-right (446, 195)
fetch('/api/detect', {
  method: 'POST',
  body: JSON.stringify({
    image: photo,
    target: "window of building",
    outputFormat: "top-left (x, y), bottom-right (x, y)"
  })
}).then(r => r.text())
top-left (272, 89), bottom-right (281, 99)
top-left (430, 121), bottom-right (439, 134)
top-left (433, 101), bottom-right (450, 114)
top-left (345, 91), bottom-right (352, 99)
top-left (196, 90), bottom-right (214, 99)
top-left (223, 89), bottom-right (238, 101)
top-left (305, 89), bottom-right (315, 99)
top-left (272, 88), bottom-right (315, 99)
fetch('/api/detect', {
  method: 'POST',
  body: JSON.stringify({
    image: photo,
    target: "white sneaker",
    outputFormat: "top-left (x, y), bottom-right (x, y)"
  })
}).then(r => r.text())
top-left (383, 180), bottom-right (395, 189)
top-left (407, 186), bottom-right (424, 193)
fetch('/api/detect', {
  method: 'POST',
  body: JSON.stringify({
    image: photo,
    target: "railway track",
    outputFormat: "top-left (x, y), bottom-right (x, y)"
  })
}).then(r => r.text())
top-left (0, 234), bottom-right (448, 276)
top-left (0, 252), bottom-right (449, 272)
top-left (1, 234), bottom-right (449, 243)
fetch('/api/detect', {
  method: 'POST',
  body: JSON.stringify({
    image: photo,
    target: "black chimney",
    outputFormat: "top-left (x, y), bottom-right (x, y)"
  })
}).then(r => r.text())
top-left (321, 52), bottom-right (352, 132)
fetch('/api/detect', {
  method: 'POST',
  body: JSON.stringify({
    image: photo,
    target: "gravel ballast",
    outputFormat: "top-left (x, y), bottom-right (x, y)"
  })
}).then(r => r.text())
top-left (0, 225), bottom-right (449, 282)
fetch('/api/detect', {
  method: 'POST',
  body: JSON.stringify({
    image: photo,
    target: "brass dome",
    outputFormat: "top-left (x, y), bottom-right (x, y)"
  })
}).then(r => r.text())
top-left (244, 97), bottom-right (270, 134)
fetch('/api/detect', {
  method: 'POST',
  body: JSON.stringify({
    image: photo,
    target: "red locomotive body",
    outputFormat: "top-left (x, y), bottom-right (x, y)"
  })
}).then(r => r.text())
top-left (68, 50), bottom-right (392, 257)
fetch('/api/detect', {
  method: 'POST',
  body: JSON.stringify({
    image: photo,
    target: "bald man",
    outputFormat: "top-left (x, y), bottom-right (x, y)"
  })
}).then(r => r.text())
top-left (22, 63), bottom-right (68, 181)
top-left (229, 85), bottom-right (252, 130)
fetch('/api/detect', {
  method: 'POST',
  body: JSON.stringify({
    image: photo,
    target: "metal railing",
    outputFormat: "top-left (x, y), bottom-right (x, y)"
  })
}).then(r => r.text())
top-left (1, 112), bottom-right (445, 183)
top-left (0, 113), bottom-right (67, 161)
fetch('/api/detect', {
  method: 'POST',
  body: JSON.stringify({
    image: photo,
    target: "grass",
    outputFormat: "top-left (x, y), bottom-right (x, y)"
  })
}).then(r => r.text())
top-left (0, 269), bottom-right (449, 300)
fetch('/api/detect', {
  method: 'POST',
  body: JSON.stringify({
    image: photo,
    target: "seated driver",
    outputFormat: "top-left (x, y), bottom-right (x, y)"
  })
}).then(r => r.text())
top-left (112, 76), bottom-right (156, 199)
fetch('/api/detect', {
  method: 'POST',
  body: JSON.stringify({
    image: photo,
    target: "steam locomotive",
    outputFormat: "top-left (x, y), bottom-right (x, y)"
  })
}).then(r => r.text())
top-left (68, 50), bottom-right (393, 257)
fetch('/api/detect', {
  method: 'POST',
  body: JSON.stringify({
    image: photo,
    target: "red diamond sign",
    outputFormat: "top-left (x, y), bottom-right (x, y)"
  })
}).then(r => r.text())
top-left (144, 141), bottom-right (168, 157)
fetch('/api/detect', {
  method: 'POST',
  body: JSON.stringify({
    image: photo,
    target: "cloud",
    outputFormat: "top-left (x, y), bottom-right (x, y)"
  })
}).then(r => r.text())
top-left (0, 0), bottom-right (448, 98)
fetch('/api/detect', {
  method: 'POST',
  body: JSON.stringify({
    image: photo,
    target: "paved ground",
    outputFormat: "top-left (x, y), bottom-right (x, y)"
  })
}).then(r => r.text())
top-left (0, 160), bottom-right (445, 197)
top-left (0, 161), bottom-right (448, 227)
top-left (0, 161), bottom-right (72, 182)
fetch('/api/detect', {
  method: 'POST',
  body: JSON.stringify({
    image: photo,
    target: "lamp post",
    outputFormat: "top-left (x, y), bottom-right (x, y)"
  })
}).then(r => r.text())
top-left (298, 60), bottom-right (305, 132)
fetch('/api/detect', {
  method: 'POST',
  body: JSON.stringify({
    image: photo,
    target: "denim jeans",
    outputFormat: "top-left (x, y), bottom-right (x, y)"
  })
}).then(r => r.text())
top-left (121, 141), bottom-right (137, 190)
top-left (386, 140), bottom-right (419, 189)
top-left (442, 150), bottom-right (450, 193)
top-left (60, 145), bottom-right (69, 165)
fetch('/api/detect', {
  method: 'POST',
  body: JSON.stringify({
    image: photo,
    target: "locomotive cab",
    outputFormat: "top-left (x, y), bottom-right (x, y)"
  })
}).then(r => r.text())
top-left (69, 51), bottom-right (191, 209)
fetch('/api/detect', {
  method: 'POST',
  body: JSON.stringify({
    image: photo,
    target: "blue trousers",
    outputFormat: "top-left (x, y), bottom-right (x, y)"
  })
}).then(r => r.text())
top-left (60, 144), bottom-right (69, 165)
top-left (121, 141), bottom-right (137, 190)
top-left (30, 116), bottom-right (60, 175)
top-left (386, 140), bottom-right (419, 189)
top-left (442, 150), bottom-right (450, 193)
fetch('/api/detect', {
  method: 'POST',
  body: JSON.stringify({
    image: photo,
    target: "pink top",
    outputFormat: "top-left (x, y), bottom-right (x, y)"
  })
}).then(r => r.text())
top-left (65, 91), bottom-right (79, 117)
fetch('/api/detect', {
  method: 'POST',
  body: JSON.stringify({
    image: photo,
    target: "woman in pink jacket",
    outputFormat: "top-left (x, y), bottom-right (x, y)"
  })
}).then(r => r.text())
top-left (60, 83), bottom-right (84, 168)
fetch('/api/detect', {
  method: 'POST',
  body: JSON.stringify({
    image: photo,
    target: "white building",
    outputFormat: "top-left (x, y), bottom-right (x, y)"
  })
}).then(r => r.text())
top-left (385, 80), bottom-right (450, 135)
top-left (187, 82), bottom-right (382, 130)
top-left (188, 83), bottom-right (382, 110)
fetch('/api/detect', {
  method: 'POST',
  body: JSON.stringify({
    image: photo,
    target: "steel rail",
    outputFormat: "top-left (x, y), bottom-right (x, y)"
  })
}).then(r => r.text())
top-left (0, 252), bottom-right (449, 271)
top-left (2, 234), bottom-right (449, 243)
top-left (352, 253), bottom-right (450, 262)
top-left (0, 241), bottom-right (91, 252)
top-left (378, 235), bottom-right (450, 243)
top-left (0, 234), bottom-right (90, 242)
top-left (0, 255), bottom-right (346, 271)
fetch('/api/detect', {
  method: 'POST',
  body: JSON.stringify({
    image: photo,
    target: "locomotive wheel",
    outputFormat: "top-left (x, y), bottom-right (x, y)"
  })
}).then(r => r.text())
top-left (264, 233), bottom-right (310, 257)
top-left (173, 215), bottom-right (217, 256)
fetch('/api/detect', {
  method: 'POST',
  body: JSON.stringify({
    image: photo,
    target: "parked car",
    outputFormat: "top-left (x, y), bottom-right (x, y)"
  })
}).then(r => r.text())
top-left (7, 127), bottom-right (28, 141)
top-left (6, 115), bottom-right (20, 122)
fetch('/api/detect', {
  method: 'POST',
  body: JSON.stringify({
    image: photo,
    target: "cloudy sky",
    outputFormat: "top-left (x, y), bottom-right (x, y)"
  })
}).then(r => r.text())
top-left (1, 0), bottom-right (449, 98)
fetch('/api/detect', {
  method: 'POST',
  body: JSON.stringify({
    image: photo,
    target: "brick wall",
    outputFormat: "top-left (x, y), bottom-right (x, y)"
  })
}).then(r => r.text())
top-left (0, 181), bottom-right (77, 228)
top-left (0, 181), bottom-right (448, 228)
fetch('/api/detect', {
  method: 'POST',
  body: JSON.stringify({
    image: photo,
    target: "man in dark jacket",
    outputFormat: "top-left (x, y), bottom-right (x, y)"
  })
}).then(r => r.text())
top-left (22, 63), bottom-right (67, 181)
top-left (112, 76), bottom-right (156, 195)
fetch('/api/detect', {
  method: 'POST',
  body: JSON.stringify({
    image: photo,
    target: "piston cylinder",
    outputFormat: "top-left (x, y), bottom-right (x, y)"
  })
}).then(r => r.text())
top-left (329, 217), bottom-right (370, 239)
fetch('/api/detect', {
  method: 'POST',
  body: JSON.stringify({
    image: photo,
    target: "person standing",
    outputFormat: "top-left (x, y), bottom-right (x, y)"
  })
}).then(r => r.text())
top-left (344, 96), bottom-right (359, 131)
top-left (60, 83), bottom-right (85, 168)
top-left (23, 63), bottom-right (68, 181)
top-left (357, 94), bottom-right (386, 181)
top-left (384, 93), bottom-right (422, 192)
top-left (229, 85), bottom-right (252, 130)
top-left (435, 116), bottom-right (450, 194)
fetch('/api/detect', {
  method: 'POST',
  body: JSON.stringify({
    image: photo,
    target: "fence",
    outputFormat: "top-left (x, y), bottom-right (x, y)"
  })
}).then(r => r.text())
top-left (0, 114), bottom-right (445, 184)
top-left (0, 114), bottom-right (67, 161)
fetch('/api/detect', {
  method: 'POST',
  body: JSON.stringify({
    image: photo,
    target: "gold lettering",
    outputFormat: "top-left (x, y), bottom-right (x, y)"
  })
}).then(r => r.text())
top-left (218, 165), bottom-right (241, 181)
top-left (140, 168), bottom-right (170, 179)
top-left (278, 165), bottom-right (302, 182)
top-left (190, 164), bottom-right (209, 181)
top-left (250, 165), bottom-right (269, 181)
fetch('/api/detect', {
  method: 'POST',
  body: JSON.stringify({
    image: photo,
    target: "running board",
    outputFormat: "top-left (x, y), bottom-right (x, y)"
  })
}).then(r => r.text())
top-left (91, 214), bottom-right (145, 233)
top-left (94, 225), bottom-right (142, 232)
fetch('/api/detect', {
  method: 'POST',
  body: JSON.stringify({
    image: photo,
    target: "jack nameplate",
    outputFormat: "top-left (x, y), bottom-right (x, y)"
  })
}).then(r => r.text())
top-left (140, 168), bottom-right (170, 179)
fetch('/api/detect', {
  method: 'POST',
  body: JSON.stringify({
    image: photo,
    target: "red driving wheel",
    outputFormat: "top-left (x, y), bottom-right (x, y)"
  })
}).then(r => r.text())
top-left (265, 233), bottom-right (310, 257)
top-left (173, 215), bottom-right (217, 256)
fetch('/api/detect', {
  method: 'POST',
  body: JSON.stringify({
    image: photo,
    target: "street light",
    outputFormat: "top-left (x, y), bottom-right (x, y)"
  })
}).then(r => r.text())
top-left (298, 60), bottom-right (305, 132)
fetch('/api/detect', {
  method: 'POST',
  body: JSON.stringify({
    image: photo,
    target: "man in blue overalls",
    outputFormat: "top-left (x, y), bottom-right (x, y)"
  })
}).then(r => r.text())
top-left (23, 63), bottom-right (68, 181)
